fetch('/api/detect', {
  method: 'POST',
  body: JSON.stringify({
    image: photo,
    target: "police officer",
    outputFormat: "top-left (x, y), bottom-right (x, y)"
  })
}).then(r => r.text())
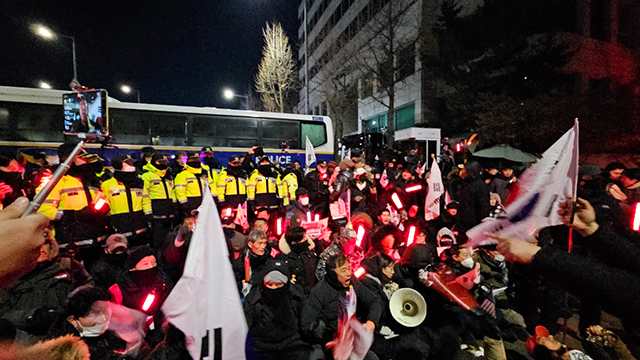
top-left (217, 156), bottom-right (248, 209)
top-left (304, 160), bottom-right (330, 217)
top-left (201, 147), bottom-right (221, 202)
top-left (174, 152), bottom-right (210, 217)
top-left (101, 155), bottom-right (149, 247)
top-left (281, 163), bottom-right (299, 206)
top-left (247, 156), bottom-right (285, 212)
top-left (141, 153), bottom-right (177, 248)
top-left (38, 143), bottom-right (110, 268)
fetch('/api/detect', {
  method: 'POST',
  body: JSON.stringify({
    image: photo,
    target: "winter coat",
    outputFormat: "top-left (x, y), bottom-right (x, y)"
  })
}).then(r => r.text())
top-left (300, 278), bottom-right (382, 346)
top-left (531, 226), bottom-right (640, 327)
top-left (350, 179), bottom-right (376, 214)
top-left (232, 248), bottom-right (280, 293)
top-left (114, 268), bottom-right (173, 315)
top-left (281, 246), bottom-right (318, 294)
top-left (456, 177), bottom-right (490, 234)
top-left (329, 169), bottom-right (353, 202)
top-left (48, 318), bottom-right (127, 360)
top-left (0, 261), bottom-right (71, 330)
top-left (243, 283), bottom-right (307, 352)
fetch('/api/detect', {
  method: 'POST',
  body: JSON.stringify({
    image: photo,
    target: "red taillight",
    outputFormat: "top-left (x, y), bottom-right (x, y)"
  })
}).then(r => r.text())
top-left (407, 226), bottom-right (416, 246)
top-left (406, 185), bottom-right (422, 193)
top-left (633, 203), bottom-right (640, 231)
top-left (356, 226), bottom-right (365, 247)
top-left (391, 193), bottom-right (403, 209)
top-left (94, 198), bottom-right (106, 211)
top-left (142, 292), bottom-right (156, 312)
top-left (354, 267), bottom-right (366, 278)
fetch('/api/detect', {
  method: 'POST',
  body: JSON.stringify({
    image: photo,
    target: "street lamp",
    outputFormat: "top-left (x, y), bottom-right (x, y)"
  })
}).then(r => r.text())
top-left (33, 24), bottom-right (78, 82)
top-left (223, 88), bottom-right (248, 100)
top-left (39, 82), bottom-right (52, 89)
top-left (121, 85), bottom-right (141, 103)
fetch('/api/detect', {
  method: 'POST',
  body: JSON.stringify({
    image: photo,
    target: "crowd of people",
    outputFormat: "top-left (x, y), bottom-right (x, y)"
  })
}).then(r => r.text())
top-left (0, 143), bottom-right (639, 360)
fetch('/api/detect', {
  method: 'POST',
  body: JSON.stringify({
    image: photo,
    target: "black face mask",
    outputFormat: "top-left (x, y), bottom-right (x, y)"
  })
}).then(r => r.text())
top-left (154, 163), bottom-right (168, 171)
top-left (204, 158), bottom-right (218, 167)
top-left (258, 164), bottom-right (274, 178)
top-left (114, 171), bottom-right (143, 188)
top-left (260, 282), bottom-right (289, 305)
top-left (131, 267), bottom-right (159, 288)
top-left (92, 161), bottom-right (104, 174)
top-left (186, 161), bottom-right (202, 169)
top-left (106, 252), bottom-right (128, 266)
top-left (223, 227), bottom-right (236, 239)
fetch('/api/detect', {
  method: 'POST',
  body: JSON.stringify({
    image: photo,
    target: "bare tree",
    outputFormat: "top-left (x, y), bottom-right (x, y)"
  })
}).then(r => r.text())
top-left (353, 0), bottom-right (422, 146)
top-left (255, 23), bottom-right (296, 113)
top-left (311, 40), bottom-right (360, 158)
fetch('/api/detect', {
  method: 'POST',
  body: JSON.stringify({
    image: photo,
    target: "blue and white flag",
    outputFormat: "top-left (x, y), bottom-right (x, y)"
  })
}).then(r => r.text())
top-left (467, 120), bottom-right (579, 247)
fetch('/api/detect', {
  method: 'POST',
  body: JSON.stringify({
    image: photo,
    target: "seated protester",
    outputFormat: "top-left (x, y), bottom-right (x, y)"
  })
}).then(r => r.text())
top-left (366, 224), bottom-right (401, 261)
top-left (526, 325), bottom-right (595, 360)
top-left (301, 253), bottom-right (382, 358)
top-left (0, 233), bottom-right (71, 334)
top-left (90, 234), bottom-right (129, 290)
top-left (396, 242), bottom-right (437, 288)
top-left (112, 246), bottom-right (173, 316)
top-left (475, 244), bottom-right (508, 305)
top-left (366, 209), bottom-right (394, 251)
top-left (437, 227), bottom-right (457, 248)
top-left (48, 285), bottom-right (128, 360)
top-left (146, 324), bottom-right (191, 360)
top-left (233, 230), bottom-right (278, 297)
top-left (280, 227), bottom-right (318, 294)
top-left (446, 244), bottom-right (476, 277)
top-left (244, 261), bottom-right (312, 360)
top-left (489, 192), bottom-right (506, 218)
top-left (161, 219), bottom-right (194, 284)
top-left (316, 228), bottom-right (365, 281)
top-left (285, 188), bottom-right (313, 228)
top-left (359, 253), bottom-right (400, 360)
top-left (222, 213), bottom-right (248, 261)
top-left (428, 201), bottom-right (458, 241)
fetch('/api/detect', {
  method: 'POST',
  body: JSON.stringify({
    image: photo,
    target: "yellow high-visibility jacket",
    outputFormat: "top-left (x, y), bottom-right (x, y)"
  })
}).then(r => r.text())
top-left (246, 170), bottom-right (283, 208)
top-left (202, 164), bottom-right (219, 197)
top-left (174, 165), bottom-right (208, 214)
top-left (281, 172), bottom-right (298, 205)
top-left (216, 168), bottom-right (248, 208)
top-left (141, 163), bottom-right (176, 219)
top-left (37, 174), bottom-right (108, 245)
top-left (101, 176), bottom-right (148, 235)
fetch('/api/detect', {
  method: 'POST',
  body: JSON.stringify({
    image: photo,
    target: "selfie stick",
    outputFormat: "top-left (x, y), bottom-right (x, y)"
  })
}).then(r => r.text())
top-left (21, 140), bottom-right (88, 217)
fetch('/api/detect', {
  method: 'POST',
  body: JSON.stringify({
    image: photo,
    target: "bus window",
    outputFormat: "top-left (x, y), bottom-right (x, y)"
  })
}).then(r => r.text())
top-left (301, 122), bottom-right (327, 147)
top-left (0, 102), bottom-right (63, 142)
top-left (262, 119), bottom-right (300, 149)
top-left (192, 116), bottom-right (258, 147)
top-left (109, 108), bottom-right (149, 144)
top-left (149, 113), bottom-right (188, 146)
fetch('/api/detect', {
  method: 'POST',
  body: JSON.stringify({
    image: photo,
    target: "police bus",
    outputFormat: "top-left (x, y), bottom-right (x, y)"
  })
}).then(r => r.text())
top-left (0, 86), bottom-right (334, 167)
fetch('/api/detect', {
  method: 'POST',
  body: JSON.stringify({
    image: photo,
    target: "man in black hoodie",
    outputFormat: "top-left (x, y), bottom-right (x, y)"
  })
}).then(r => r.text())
top-left (244, 260), bottom-right (312, 360)
top-left (90, 234), bottom-right (129, 289)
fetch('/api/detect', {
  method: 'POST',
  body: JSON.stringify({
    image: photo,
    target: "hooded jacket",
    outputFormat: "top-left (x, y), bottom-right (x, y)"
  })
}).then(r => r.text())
top-left (141, 162), bottom-right (176, 219)
top-left (279, 237), bottom-right (318, 294)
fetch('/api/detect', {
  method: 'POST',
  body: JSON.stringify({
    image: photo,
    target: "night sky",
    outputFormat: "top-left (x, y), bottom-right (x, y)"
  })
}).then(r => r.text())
top-left (0, 0), bottom-right (300, 107)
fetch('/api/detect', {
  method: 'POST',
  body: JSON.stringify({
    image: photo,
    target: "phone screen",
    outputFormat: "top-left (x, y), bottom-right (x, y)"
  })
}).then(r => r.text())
top-left (63, 90), bottom-right (108, 136)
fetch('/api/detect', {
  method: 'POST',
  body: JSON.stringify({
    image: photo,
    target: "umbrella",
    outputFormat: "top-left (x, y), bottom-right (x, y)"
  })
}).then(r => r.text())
top-left (471, 144), bottom-right (538, 163)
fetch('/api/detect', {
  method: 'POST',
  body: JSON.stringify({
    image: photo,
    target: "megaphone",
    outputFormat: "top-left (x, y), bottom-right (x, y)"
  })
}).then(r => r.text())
top-left (389, 288), bottom-right (427, 327)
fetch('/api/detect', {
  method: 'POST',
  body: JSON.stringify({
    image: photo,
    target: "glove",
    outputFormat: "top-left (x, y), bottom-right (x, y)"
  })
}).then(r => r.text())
top-left (145, 214), bottom-right (154, 227)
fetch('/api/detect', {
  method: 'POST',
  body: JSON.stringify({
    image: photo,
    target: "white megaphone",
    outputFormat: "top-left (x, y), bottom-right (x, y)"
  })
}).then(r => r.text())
top-left (389, 288), bottom-right (427, 327)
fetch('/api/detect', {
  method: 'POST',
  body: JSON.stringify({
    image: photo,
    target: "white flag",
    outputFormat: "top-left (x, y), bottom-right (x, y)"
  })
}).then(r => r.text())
top-left (162, 186), bottom-right (248, 360)
top-left (305, 136), bottom-right (317, 167)
top-left (380, 169), bottom-right (389, 188)
top-left (467, 120), bottom-right (579, 247)
top-left (425, 159), bottom-right (445, 221)
top-left (345, 149), bottom-right (352, 160)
